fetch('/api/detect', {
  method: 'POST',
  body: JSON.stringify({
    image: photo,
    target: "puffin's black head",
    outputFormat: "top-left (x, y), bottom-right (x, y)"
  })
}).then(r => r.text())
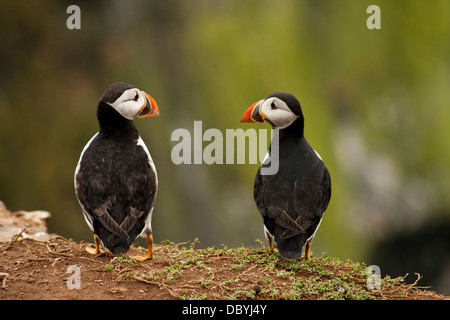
top-left (99, 82), bottom-right (159, 120)
top-left (241, 92), bottom-right (303, 130)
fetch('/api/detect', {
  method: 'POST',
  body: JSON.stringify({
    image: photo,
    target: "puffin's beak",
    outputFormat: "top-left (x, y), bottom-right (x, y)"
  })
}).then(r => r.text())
top-left (240, 100), bottom-right (264, 123)
top-left (137, 91), bottom-right (160, 118)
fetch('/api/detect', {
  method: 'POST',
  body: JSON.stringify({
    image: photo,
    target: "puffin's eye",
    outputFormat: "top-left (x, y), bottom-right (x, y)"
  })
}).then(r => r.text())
top-left (133, 93), bottom-right (139, 101)
top-left (271, 101), bottom-right (277, 109)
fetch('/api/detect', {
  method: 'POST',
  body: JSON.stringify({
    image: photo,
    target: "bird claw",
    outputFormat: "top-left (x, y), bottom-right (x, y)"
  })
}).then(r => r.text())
top-left (133, 253), bottom-right (152, 262)
top-left (85, 246), bottom-right (101, 255)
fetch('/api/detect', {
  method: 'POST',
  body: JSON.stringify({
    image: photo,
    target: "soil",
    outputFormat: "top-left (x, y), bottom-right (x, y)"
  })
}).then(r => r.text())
top-left (0, 203), bottom-right (448, 301)
top-left (0, 236), bottom-right (448, 300)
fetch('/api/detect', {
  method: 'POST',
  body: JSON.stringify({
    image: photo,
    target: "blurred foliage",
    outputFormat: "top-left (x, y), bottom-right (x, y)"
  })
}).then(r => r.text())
top-left (0, 0), bottom-right (449, 271)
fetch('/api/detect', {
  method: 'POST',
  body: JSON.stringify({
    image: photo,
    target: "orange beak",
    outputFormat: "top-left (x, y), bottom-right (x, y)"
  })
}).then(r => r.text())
top-left (240, 100), bottom-right (264, 123)
top-left (137, 91), bottom-right (160, 118)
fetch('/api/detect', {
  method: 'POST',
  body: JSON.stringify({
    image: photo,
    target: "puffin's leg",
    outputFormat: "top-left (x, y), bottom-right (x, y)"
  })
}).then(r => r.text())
top-left (134, 234), bottom-right (153, 262)
top-left (86, 234), bottom-right (101, 255)
top-left (304, 241), bottom-right (312, 261)
top-left (265, 230), bottom-right (274, 252)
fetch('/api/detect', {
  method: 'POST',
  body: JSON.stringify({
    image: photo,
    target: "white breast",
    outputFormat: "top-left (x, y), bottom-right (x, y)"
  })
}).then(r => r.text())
top-left (137, 136), bottom-right (158, 186)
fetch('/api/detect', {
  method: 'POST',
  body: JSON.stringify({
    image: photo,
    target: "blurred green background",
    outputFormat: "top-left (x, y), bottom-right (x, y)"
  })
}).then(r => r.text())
top-left (1, 1), bottom-right (449, 294)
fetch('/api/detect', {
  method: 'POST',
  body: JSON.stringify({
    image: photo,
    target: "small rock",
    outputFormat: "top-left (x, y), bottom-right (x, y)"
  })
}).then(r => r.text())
top-left (0, 201), bottom-right (52, 242)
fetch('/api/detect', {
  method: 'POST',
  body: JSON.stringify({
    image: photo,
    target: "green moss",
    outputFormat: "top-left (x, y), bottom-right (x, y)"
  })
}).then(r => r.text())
top-left (120, 240), bottom-right (439, 300)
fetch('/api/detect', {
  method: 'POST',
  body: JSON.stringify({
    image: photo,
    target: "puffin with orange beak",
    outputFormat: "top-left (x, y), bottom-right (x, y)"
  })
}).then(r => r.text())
top-left (75, 82), bottom-right (159, 261)
top-left (241, 92), bottom-right (331, 260)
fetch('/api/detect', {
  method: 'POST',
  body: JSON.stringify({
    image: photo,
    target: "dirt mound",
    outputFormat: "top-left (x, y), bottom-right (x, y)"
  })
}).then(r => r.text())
top-left (0, 203), bottom-right (447, 300)
top-left (0, 236), bottom-right (447, 300)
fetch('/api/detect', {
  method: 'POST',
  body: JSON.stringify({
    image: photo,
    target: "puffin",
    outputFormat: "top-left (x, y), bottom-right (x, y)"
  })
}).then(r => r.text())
top-left (241, 92), bottom-right (331, 260)
top-left (74, 82), bottom-right (159, 261)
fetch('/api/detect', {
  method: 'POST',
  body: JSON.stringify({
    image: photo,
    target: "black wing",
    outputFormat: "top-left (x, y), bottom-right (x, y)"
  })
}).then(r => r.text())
top-left (254, 159), bottom-right (331, 258)
top-left (292, 165), bottom-right (331, 235)
top-left (75, 137), bottom-right (157, 253)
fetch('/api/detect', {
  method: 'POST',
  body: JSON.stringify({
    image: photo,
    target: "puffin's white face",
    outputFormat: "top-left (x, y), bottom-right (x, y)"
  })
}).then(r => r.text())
top-left (259, 97), bottom-right (299, 129)
top-left (106, 88), bottom-right (158, 120)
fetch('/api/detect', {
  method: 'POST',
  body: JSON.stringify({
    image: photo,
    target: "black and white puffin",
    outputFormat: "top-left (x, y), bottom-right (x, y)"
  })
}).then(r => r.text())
top-left (74, 82), bottom-right (159, 261)
top-left (241, 92), bottom-right (331, 260)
